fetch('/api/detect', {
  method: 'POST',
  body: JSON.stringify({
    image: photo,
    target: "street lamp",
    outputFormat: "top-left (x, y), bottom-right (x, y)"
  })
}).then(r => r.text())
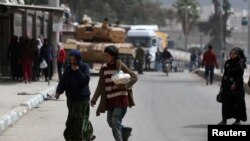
top-left (248, 0), bottom-right (250, 62)
top-left (220, 0), bottom-right (224, 73)
top-left (184, 6), bottom-right (191, 52)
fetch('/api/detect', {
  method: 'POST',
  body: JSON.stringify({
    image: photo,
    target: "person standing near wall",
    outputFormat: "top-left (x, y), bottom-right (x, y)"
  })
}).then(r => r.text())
top-left (56, 43), bottom-right (67, 80)
top-left (20, 37), bottom-right (34, 83)
top-left (7, 35), bottom-right (20, 80)
top-left (40, 39), bottom-right (54, 81)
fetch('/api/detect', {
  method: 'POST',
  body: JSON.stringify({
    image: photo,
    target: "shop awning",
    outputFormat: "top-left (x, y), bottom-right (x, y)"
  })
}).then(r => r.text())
top-left (0, 3), bottom-right (64, 12)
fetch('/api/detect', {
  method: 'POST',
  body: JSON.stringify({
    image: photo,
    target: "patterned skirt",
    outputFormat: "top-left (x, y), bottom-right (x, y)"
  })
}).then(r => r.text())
top-left (64, 99), bottom-right (94, 141)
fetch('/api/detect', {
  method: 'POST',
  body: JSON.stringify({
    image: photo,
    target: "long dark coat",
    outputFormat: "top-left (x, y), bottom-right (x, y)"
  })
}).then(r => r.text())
top-left (220, 58), bottom-right (247, 121)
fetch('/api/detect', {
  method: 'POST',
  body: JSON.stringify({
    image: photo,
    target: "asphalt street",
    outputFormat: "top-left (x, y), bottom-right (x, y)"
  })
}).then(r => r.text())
top-left (0, 71), bottom-right (249, 141)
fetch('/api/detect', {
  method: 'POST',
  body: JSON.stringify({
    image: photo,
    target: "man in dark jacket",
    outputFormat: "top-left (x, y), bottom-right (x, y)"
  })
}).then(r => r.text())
top-left (40, 39), bottom-right (54, 81)
top-left (55, 49), bottom-right (95, 141)
top-left (161, 47), bottom-right (173, 71)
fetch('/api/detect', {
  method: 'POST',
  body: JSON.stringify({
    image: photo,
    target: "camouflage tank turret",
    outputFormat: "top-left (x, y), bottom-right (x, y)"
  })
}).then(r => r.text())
top-left (62, 16), bottom-right (135, 73)
top-left (76, 21), bottom-right (127, 43)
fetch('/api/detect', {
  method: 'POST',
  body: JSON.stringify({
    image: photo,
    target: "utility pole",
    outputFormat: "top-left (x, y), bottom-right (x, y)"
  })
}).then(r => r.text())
top-left (184, 6), bottom-right (189, 52)
top-left (220, 0), bottom-right (224, 73)
top-left (248, 0), bottom-right (250, 61)
top-left (48, 0), bottom-right (60, 85)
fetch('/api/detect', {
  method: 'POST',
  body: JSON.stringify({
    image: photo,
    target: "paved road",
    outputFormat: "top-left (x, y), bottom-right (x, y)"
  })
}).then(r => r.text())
top-left (0, 72), bottom-right (250, 141)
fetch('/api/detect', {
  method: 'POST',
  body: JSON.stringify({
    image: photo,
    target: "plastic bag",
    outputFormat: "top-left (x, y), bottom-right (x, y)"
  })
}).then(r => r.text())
top-left (39, 59), bottom-right (48, 69)
top-left (111, 70), bottom-right (131, 85)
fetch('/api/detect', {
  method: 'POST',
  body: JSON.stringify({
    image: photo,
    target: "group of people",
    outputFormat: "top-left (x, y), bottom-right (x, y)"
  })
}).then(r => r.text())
top-left (54, 44), bottom-right (249, 141)
top-left (135, 44), bottom-right (154, 73)
top-left (55, 46), bottom-right (138, 141)
top-left (202, 45), bottom-right (247, 125)
top-left (7, 35), bottom-right (67, 83)
top-left (135, 45), bottom-right (173, 74)
top-left (34, 41), bottom-right (249, 141)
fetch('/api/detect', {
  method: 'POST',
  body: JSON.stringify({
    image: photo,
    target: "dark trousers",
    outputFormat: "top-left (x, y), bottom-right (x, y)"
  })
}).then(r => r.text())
top-left (10, 59), bottom-right (19, 79)
top-left (145, 61), bottom-right (151, 70)
top-left (136, 59), bottom-right (144, 74)
top-left (43, 60), bottom-right (53, 80)
top-left (32, 58), bottom-right (40, 81)
top-left (205, 66), bottom-right (214, 83)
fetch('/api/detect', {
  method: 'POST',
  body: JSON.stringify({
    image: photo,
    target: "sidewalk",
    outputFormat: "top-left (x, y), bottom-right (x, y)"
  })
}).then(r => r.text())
top-left (0, 78), bottom-right (58, 133)
top-left (195, 68), bottom-right (250, 95)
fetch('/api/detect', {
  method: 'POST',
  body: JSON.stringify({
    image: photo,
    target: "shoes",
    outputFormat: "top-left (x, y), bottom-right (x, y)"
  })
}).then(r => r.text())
top-left (83, 135), bottom-right (96, 141)
top-left (218, 120), bottom-right (227, 125)
top-left (210, 81), bottom-right (213, 85)
top-left (89, 135), bottom-right (96, 140)
top-left (232, 121), bottom-right (241, 125)
top-left (122, 127), bottom-right (132, 141)
top-left (206, 80), bottom-right (209, 85)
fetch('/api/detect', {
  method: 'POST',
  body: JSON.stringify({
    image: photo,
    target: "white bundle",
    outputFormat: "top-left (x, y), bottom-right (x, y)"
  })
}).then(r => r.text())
top-left (111, 70), bottom-right (131, 85)
top-left (39, 59), bottom-right (48, 69)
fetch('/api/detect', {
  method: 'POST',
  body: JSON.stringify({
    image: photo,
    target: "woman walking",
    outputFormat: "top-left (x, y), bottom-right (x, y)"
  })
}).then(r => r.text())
top-left (218, 47), bottom-right (247, 125)
top-left (91, 45), bottom-right (138, 141)
top-left (55, 50), bottom-right (95, 141)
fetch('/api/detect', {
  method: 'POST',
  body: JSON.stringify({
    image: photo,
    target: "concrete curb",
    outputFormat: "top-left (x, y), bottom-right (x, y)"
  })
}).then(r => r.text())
top-left (0, 86), bottom-right (56, 133)
top-left (194, 69), bottom-right (250, 95)
top-left (194, 69), bottom-right (223, 82)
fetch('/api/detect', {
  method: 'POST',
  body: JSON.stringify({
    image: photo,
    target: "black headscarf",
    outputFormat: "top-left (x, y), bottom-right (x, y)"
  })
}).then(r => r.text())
top-left (230, 47), bottom-right (246, 69)
top-left (104, 45), bottom-right (119, 59)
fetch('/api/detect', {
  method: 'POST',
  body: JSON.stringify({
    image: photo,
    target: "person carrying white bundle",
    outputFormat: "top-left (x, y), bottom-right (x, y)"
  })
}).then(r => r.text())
top-left (111, 70), bottom-right (131, 85)
top-left (91, 45), bottom-right (138, 141)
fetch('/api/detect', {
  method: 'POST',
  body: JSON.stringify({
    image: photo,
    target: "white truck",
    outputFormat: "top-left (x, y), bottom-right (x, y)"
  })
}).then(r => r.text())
top-left (126, 25), bottom-right (160, 63)
top-left (126, 25), bottom-right (190, 72)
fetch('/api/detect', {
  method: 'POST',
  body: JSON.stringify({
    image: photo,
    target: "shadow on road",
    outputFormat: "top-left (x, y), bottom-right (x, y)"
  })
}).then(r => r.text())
top-left (183, 124), bottom-right (208, 129)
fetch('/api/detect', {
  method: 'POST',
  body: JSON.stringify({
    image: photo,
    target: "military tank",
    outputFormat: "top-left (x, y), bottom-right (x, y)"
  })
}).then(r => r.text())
top-left (62, 17), bottom-right (135, 73)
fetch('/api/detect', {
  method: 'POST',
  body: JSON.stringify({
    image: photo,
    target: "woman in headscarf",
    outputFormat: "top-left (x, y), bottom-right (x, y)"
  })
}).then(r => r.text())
top-left (7, 35), bottom-right (20, 80)
top-left (55, 49), bottom-right (95, 141)
top-left (218, 47), bottom-right (247, 125)
top-left (19, 37), bottom-right (34, 83)
top-left (91, 45), bottom-right (138, 141)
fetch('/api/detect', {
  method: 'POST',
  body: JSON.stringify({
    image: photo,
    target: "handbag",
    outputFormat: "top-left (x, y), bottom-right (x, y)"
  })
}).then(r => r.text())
top-left (216, 92), bottom-right (222, 103)
top-left (39, 59), bottom-right (48, 69)
top-left (111, 70), bottom-right (131, 85)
